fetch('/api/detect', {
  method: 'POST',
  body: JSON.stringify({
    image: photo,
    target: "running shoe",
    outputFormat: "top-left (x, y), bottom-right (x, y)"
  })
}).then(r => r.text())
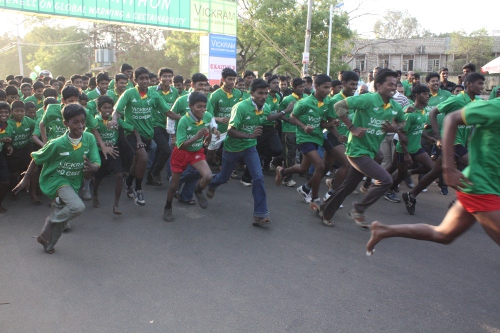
top-left (163, 207), bottom-right (173, 222)
top-left (134, 190), bottom-right (146, 206)
top-left (82, 188), bottom-right (92, 201)
top-left (384, 191), bottom-right (401, 203)
top-left (124, 178), bottom-right (134, 198)
top-left (297, 185), bottom-right (311, 203)
top-left (240, 179), bottom-right (252, 187)
top-left (402, 192), bottom-right (416, 215)
top-left (440, 187), bottom-right (449, 195)
top-left (404, 176), bottom-right (414, 189)
top-left (282, 179), bottom-right (296, 187)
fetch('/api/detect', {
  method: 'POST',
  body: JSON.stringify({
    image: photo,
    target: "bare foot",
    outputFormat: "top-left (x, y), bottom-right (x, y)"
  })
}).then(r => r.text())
top-left (113, 205), bottom-right (122, 215)
top-left (36, 235), bottom-right (54, 254)
top-left (0, 205), bottom-right (6, 213)
top-left (93, 195), bottom-right (100, 208)
top-left (366, 221), bottom-right (387, 255)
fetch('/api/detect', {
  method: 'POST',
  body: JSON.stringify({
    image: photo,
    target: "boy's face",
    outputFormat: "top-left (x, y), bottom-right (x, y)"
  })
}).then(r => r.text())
top-left (160, 73), bottom-right (173, 86)
top-left (63, 96), bottom-right (80, 105)
top-left (34, 88), bottom-right (44, 100)
top-left (98, 102), bottom-right (113, 119)
top-left (396, 84), bottom-right (405, 94)
top-left (0, 109), bottom-right (10, 122)
top-left (377, 76), bottom-right (397, 100)
top-left (293, 83), bottom-right (305, 96)
top-left (11, 107), bottom-right (25, 122)
top-left (150, 77), bottom-right (158, 86)
top-left (427, 77), bottom-right (440, 92)
top-left (244, 75), bottom-right (254, 87)
top-left (236, 81), bottom-right (246, 91)
top-left (174, 81), bottom-right (183, 93)
top-left (22, 86), bottom-right (32, 97)
top-left (79, 99), bottom-right (88, 108)
top-left (82, 79), bottom-right (89, 90)
top-left (251, 87), bottom-right (269, 108)
top-left (453, 86), bottom-right (463, 95)
top-left (63, 114), bottom-right (86, 138)
top-left (134, 73), bottom-right (150, 91)
top-left (190, 101), bottom-right (206, 119)
top-left (184, 82), bottom-right (191, 91)
top-left (192, 81), bottom-right (207, 94)
top-left (7, 94), bottom-right (20, 103)
top-left (98, 80), bottom-right (109, 94)
top-left (222, 76), bottom-right (236, 90)
top-left (51, 82), bottom-right (60, 91)
top-left (268, 79), bottom-right (280, 93)
top-left (314, 82), bottom-right (332, 100)
top-left (123, 69), bottom-right (133, 79)
top-left (115, 79), bottom-right (128, 93)
top-left (72, 78), bottom-right (83, 89)
top-left (416, 92), bottom-right (430, 105)
top-left (25, 107), bottom-right (36, 119)
top-left (333, 84), bottom-right (342, 95)
top-left (343, 80), bottom-right (358, 96)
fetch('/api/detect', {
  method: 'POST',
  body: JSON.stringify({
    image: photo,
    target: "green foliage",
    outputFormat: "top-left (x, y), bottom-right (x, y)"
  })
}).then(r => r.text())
top-left (0, 34), bottom-right (21, 78)
top-left (374, 10), bottom-right (424, 39)
top-left (447, 29), bottom-right (494, 70)
top-left (163, 31), bottom-right (203, 76)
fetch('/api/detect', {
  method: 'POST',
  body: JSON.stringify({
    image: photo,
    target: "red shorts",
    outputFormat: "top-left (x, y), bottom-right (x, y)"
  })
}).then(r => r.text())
top-left (456, 191), bottom-right (500, 213)
top-left (170, 147), bottom-right (205, 173)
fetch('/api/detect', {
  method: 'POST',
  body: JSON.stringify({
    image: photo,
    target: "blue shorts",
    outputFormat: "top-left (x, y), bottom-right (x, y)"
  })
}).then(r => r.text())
top-left (298, 139), bottom-right (333, 155)
top-left (397, 148), bottom-right (426, 163)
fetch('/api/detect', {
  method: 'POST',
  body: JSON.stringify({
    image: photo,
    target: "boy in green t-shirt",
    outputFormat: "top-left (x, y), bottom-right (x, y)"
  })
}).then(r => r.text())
top-left (20, 83), bottom-right (32, 101)
top-left (92, 96), bottom-right (132, 214)
top-left (6, 86), bottom-right (20, 104)
top-left (23, 81), bottom-right (45, 108)
top-left (163, 92), bottom-right (219, 222)
top-left (85, 72), bottom-right (109, 101)
top-left (0, 102), bottom-right (13, 213)
top-left (13, 104), bottom-right (101, 254)
top-left (107, 73), bottom-right (129, 104)
top-left (108, 63), bottom-right (134, 92)
top-left (367, 97), bottom-right (500, 256)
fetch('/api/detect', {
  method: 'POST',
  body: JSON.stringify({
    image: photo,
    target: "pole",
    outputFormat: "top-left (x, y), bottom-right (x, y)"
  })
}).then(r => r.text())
top-left (302, 0), bottom-right (313, 76)
top-left (327, 4), bottom-right (333, 76)
top-left (16, 20), bottom-right (24, 76)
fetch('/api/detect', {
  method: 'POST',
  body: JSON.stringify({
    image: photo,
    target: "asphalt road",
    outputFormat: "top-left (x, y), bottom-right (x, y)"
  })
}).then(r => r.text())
top-left (1, 172), bottom-right (499, 333)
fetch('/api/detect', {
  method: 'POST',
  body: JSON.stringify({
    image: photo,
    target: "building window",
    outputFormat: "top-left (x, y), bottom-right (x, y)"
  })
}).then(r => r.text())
top-left (403, 59), bottom-right (414, 72)
top-left (379, 59), bottom-right (389, 68)
top-left (355, 60), bottom-right (365, 72)
top-left (428, 59), bottom-right (440, 72)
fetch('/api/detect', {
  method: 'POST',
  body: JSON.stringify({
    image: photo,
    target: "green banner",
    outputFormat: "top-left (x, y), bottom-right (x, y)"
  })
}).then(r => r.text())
top-left (0, 0), bottom-right (237, 35)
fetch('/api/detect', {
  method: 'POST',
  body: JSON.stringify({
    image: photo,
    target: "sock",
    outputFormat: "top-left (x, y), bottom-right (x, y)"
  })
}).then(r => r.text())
top-left (83, 179), bottom-right (90, 190)
top-left (135, 178), bottom-right (143, 191)
top-left (303, 184), bottom-right (311, 192)
top-left (126, 175), bottom-right (134, 187)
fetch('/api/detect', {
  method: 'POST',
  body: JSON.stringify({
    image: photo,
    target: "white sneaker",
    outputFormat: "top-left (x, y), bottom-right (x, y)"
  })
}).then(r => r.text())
top-left (422, 188), bottom-right (428, 193)
top-left (296, 185), bottom-right (311, 203)
top-left (325, 178), bottom-right (333, 190)
top-left (323, 190), bottom-right (334, 201)
top-left (240, 180), bottom-right (252, 187)
top-left (82, 188), bottom-right (92, 201)
top-left (269, 162), bottom-right (277, 171)
top-left (282, 179), bottom-right (296, 187)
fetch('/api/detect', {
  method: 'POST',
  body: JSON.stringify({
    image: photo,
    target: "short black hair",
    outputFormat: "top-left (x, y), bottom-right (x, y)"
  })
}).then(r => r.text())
top-left (49, 79), bottom-right (59, 86)
top-left (134, 67), bottom-right (150, 80)
top-left (61, 85), bottom-right (80, 100)
top-left (97, 95), bottom-right (114, 109)
top-left (341, 70), bottom-right (359, 83)
top-left (25, 101), bottom-right (36, 110)
top-left (79, 93), bottom-right (89, 102)
top-left (96, 72), bottom-right (110, 83)
top-left (242, 70), bottom-right (255, 79)
top-left (70, 74), bottom-right (82, 82)
top-left (279, 75), bottom-right (288, 82)
top-left (33, 81), bottom-right (45, 90)
top-left (189, 91), bottom-right (208, 106)
top-left (120, 63), bottom-right (133, 72)
top-left (5, 75), bottom-right (15, 81)
top-left (411, 84), bottom-right (430, 98)
top-left (21, 77), bottom-right (32, 84)
top-left (303, 76), bottom-right (313, 84)
top-left (62, 103), bottom-right (86, 122)
top-left (331, 79), bottom-right (342, 87)
top-left (462, 63), bottom-right (476, 72)
top-left (81, 75), bottom-right (90, 81)
top-left (11, 100), bottom-right (25, 110)
top-left (158, 67), bottom-right (174, 77)
top-left (250, 78), bottom-right (270, 92)
top-left (14, 75), bottom-right (23, 81)
top-left (184, 79), bottom-right (191, 85)
top-left (115, 73), bottom-right (128, 82)
top-left (5, 86), bottom-right (18, 96)
top-left (43, 88), bottom-right (59, 99)
top-left (56, 75), bottom-right (66, 82)
top-left (263, 72), bottom-right (272, 78)
top-left (266, 74), bottom-right (279, 84)
top-left (221, 68), bottom-right (237, 79)
top-left (21, 83), bottom-right (32, 90)
top-left (44, 97), bottom-right (58, 108)
top-left (191, 73), bottom-right (208, 83)
top-left (464, 72), bottom-right (485, 86)
top-left (425, 72), bottom-right (440, 83)
top-left (413, 73), bottom-right (420, 80)
top-left (149, 72), bottom-right (157, 79)
top-left (439, 67), bottom-right (449, 74)
top-left (292, 78), bottom-right (305, 88)
top-left (395, 70), bottom-right (402, 76)
top-left (173, 75), bottom-right (184, 83)
top-left (314, 74), bottom-right (332, 86)
top-left (374, 68), bottom-right (398, 86)
top-left (0, 101), bottom-right (11, 112)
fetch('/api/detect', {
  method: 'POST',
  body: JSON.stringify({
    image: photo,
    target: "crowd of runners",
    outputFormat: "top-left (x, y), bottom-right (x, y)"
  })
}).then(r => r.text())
top-left (1, 61), bottom-right (499, 255)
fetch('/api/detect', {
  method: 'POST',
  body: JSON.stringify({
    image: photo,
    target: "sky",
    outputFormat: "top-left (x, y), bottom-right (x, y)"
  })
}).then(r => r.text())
top-left (0, 0), bottom-right (498, 37)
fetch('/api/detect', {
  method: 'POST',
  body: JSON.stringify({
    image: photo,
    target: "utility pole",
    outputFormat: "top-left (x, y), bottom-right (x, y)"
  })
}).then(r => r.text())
top-left (302, 0), bottom-right (312, 77)
top-left (16, 18), bottom-right (24, 76)
top-left (326, 4), bottom-right (333, 76)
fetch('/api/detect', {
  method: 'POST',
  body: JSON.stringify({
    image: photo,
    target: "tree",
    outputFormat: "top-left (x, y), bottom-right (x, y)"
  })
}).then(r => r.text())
top-left (373, 10), bottom-right (423, 39)
top-left (447, 29), bottom-right (494, 70)
top-left (0, 34), bottom-right (22, 78)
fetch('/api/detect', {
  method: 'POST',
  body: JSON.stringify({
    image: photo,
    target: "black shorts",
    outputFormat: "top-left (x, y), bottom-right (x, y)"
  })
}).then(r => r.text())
top-left (95, 151), bottom-right (124, 180)
top-left (125, 134), bottom-right (152, 153)
top-left (396, 148), bottom-right (426, 163)
top-left (326, 132), bottom-right (343, 148)
top-left (298, 139), bottom-right (333, 155)
top-left (454, 144), bottom-right (468, 160)
top-left (6, 145), bottom-right (31, 173)
top-left (0, 152), bottom-right (9, 182)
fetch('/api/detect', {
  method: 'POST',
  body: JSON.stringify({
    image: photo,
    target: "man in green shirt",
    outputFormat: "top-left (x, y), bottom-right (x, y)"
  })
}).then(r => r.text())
top-left (173, 75), bottom-right (188, 96)
top-left (401, 71), bottom-right (414, 98)
top-left (367, 95), bottom-right (500, 256)
top-left (147, 67), bottom-right (179, 186)
top-left (206, 79), bottom-right (275, 226)
top-left (402, 73), bottom-right (485, 215)
top-left (107, 73), bottom-right (129, 104)
top-left (0, 102), bottom-right (13, 213)
top-left (108, 63), bottom-right (134, 92)
top-left (23, 81), bottom-right (45, 108)
top-left (206, 68), bottom-right (242, 167)
top-left (14, 104), bottom-right (101, 254)
top-left (85, 72), bottom-right (110, 101)
top-left (319, 69), bottom-right (406, 228)
top-left (109, 67), bottom-right (169, 207)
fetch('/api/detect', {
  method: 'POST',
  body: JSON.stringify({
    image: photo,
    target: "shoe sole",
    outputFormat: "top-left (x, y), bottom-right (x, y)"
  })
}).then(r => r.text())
top-left (195, 191), bottom-right (208, 209)
top-left (402, 193), bottom-right (415, 215)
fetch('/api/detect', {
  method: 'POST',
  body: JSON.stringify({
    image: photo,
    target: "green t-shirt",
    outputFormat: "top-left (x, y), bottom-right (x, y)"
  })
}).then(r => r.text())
top-left (261, 93), bottom-right (281, 127)
top-left (327, 91), bottom-right (353, 138)
top-left (7, 117), bottom-right (35, 149)
top-left (149, 85), bottom-right (179, 128)
top-left (85, 88), bottom-right (103, 101)
top-left (224, 98), bottom-right (269, 152)
top-left (423, 89), bottom-right (451, 133)
top-left (108, 79), bottom-right (134, 92)
top-left (402, 80), bottom-right (412, 97)
top-left (344, 93), bottom-right (405, 159)
top-left (396, 108), bottom-right (426, 154)
top-left (437, 91), bottom-right (480, 146)
top-left (114, 87), bottom-right (167, 139)
top-left (179, 90), bottom-right (189, 97)
top-left (169, 93), bottom-right (214, 133)
top-left (489, 85), bottom-right (500, 100)
top-left (209, 88), bottom-right (243, 133)
top-left (175, 111), bottom-right (213, 152)
top-left (94, 115), bottom-right (134, 149)
top-left (42, 104), bottom-right (97, 141)
top-left (279, 93), bottom-right (302, 133)
top-left (31, 132), bottom-right (101, 199)
top-left (461, 99), bottom-right (500, 195)
top-left (292, 94), bottom-right (330, 146)
top-left (107, 89), bottom-right (124, 104)
top-left (0, 123), bottom-right (13, 152)
top-left (24, 95), bottom-right (44, 108)
top-left (242, 90), bottom-right (251, 101)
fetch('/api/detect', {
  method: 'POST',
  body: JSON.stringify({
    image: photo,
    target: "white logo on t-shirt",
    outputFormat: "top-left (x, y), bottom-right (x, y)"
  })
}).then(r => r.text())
top-left (132, 98), bottom-right (137, 102)
top-left (246, 116), bottom-right (251, 119)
